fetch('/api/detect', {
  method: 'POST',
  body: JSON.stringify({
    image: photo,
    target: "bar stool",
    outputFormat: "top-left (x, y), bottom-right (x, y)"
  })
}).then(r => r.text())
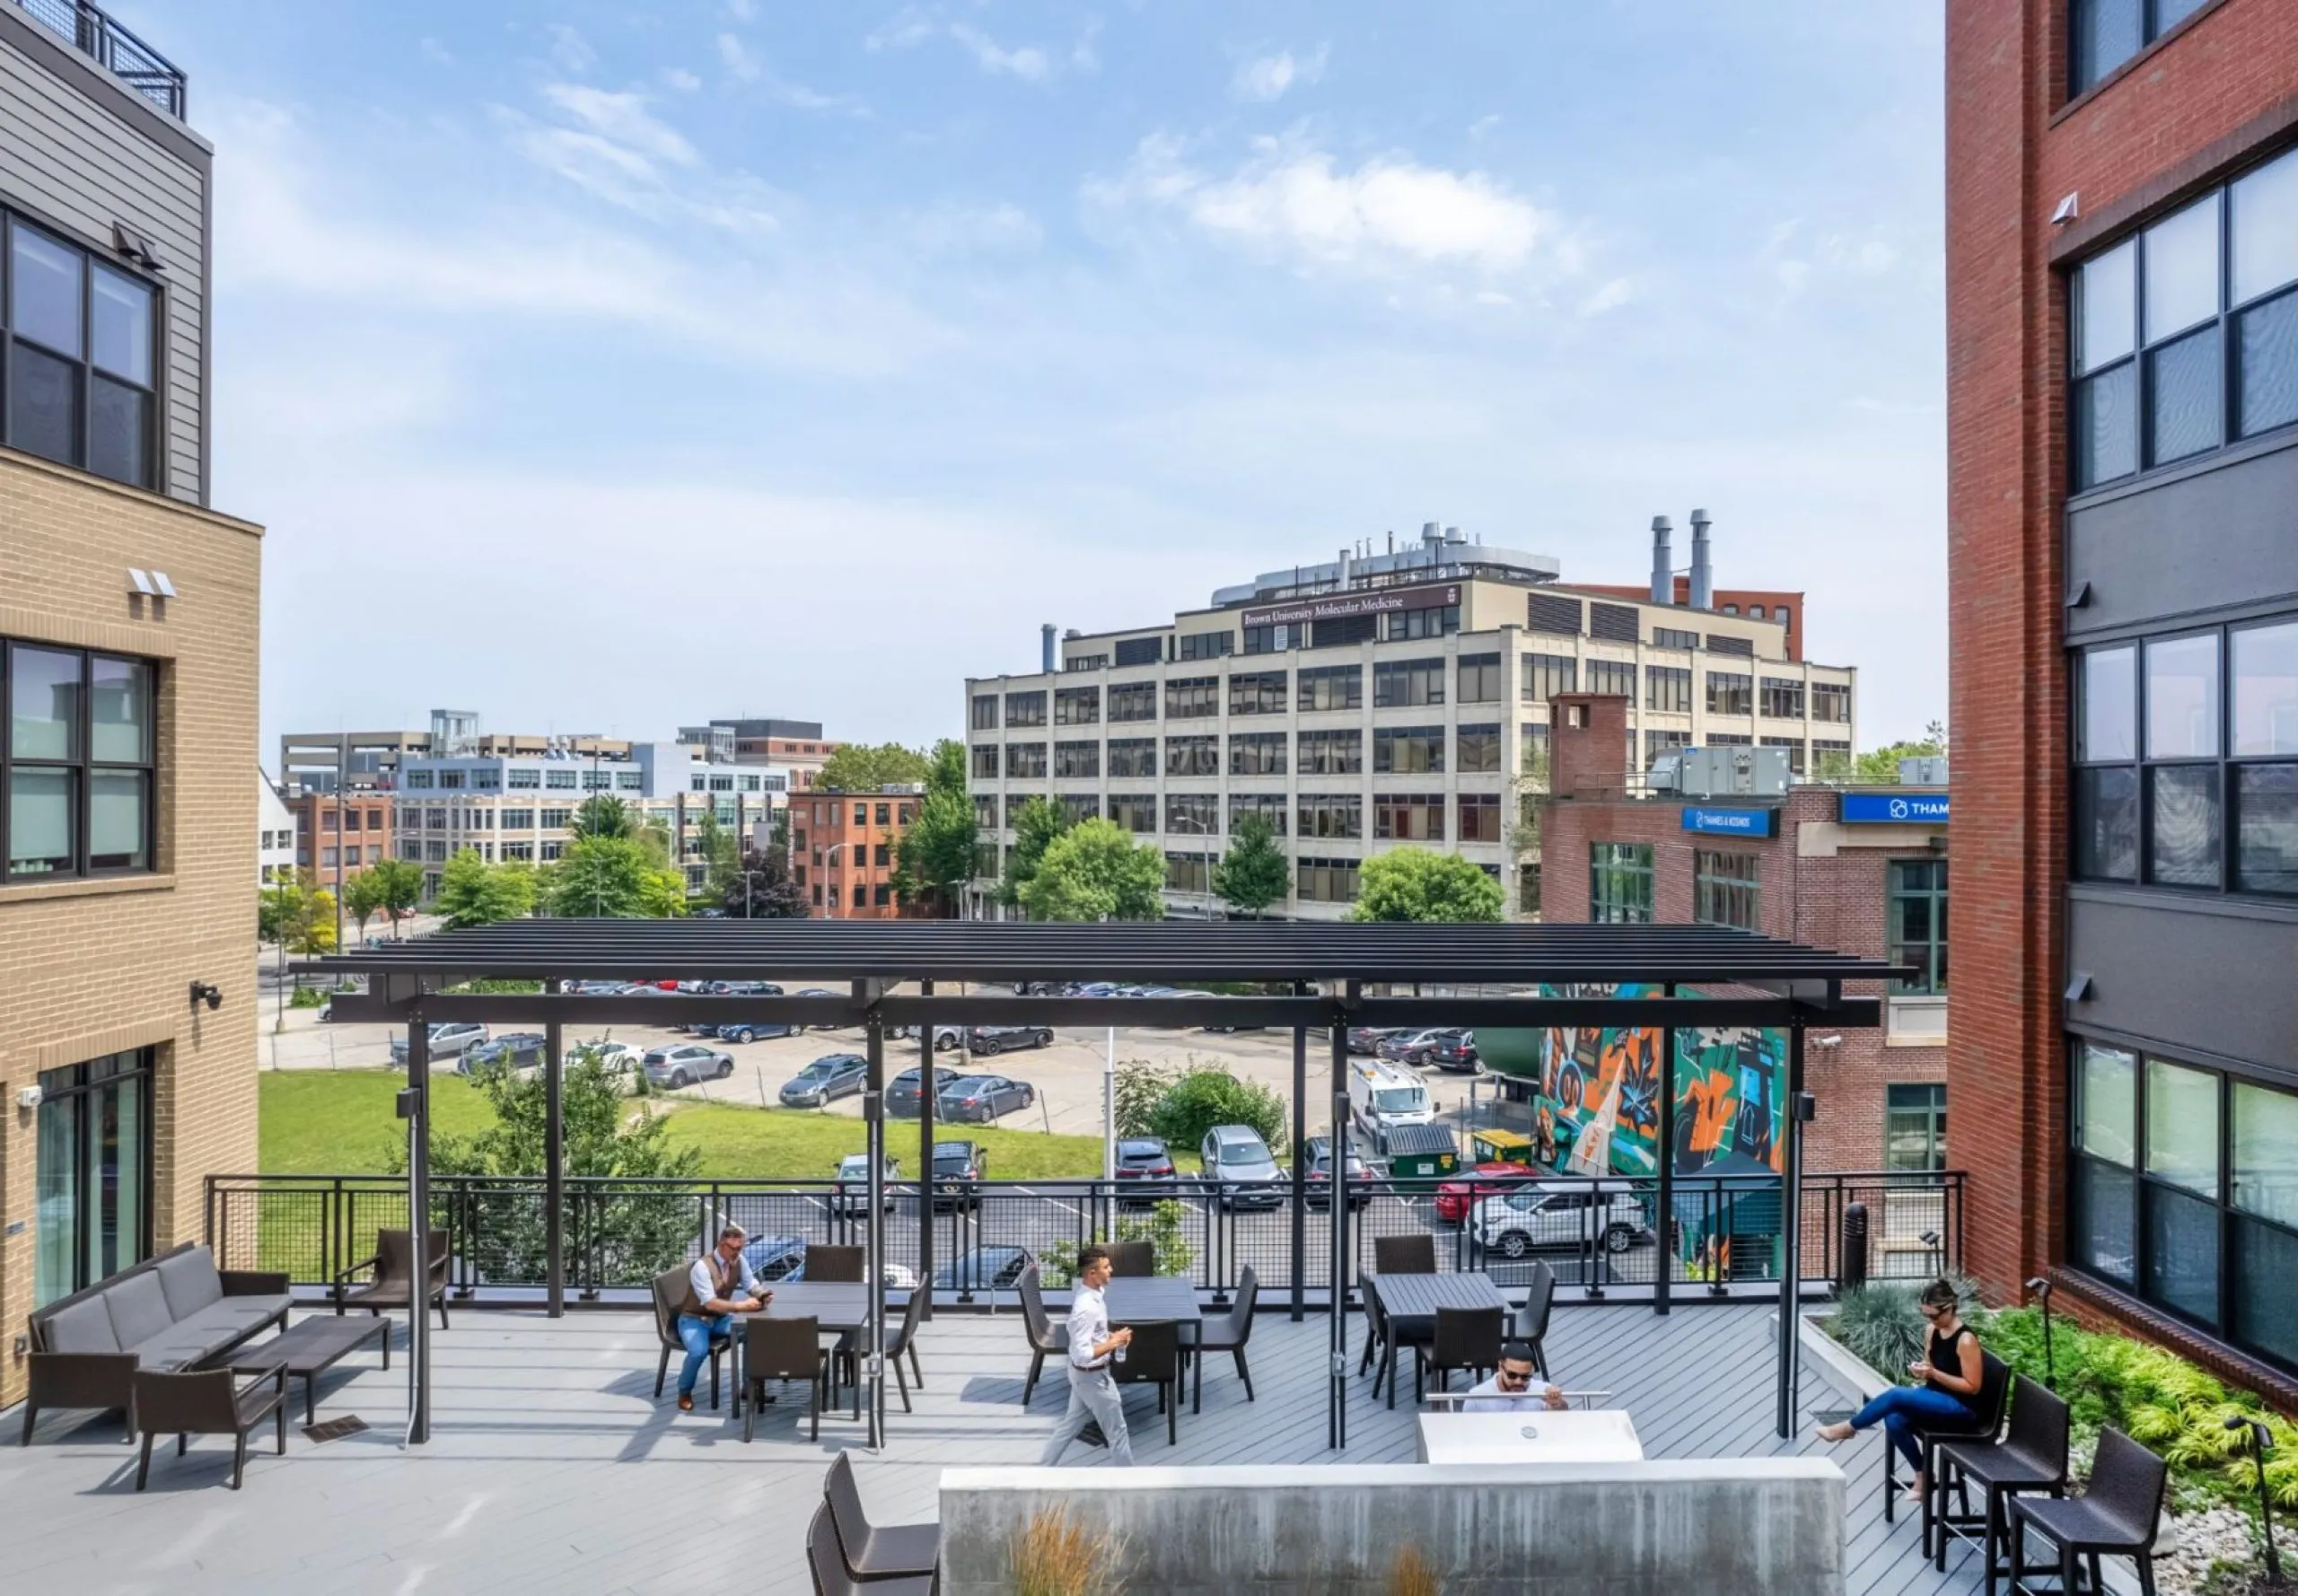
top-left (1932, 1374), bottom-right (2070, 1593)
top-left (2006, 1427), bottom-right (2167, 1596)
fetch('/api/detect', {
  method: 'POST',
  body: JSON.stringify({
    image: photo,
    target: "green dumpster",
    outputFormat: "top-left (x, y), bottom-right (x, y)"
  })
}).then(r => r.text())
top-left (1382, 1125), bottom-right (1460, 1179)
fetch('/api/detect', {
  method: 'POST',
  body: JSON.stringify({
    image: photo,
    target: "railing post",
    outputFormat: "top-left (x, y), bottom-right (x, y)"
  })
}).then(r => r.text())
top-left (1655, 1016), bottom-right (1676, 1317)
top-left (1289, 985), bottom-right (1307, 1322)
top-left (544, 979), bottom-right (565, 1317)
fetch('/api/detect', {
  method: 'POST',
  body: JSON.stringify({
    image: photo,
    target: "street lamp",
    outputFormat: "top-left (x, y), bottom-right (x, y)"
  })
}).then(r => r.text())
top-left (2226, 1415), bottom-right (2284, 1586)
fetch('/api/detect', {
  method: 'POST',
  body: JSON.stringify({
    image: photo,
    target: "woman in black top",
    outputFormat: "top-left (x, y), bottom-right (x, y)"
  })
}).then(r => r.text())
top-left (1815, 1278), bottom-right (1983, 1501)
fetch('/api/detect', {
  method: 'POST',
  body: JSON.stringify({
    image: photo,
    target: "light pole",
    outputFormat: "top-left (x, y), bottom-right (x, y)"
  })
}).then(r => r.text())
top-left (2227, 1415), bottom-right (2284, 1586)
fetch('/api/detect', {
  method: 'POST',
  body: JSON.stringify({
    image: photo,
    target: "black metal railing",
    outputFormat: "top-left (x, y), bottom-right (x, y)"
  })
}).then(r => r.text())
top-left (12, 0), bottom-right (186, 117)
top-left (204, 1169), bottom-right (1963, 1306)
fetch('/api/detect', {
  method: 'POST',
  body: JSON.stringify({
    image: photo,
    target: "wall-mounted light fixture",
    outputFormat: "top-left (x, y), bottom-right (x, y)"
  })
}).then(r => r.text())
top-left (189, 980), bottom-right (223, 1011)
top-left (13, 1084), bottom-right (40, 1110)
top-left (127, 568), bottom-right (176, 598)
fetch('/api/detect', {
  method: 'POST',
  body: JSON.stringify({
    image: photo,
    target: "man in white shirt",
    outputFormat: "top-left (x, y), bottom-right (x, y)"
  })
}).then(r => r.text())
top-left (1038, 1246), bottom-right (1135, 1465)
top-left (1460, 1342), bottom-right (1568, 1414)
top-left (675, 1224), bottom-right (769, 1412)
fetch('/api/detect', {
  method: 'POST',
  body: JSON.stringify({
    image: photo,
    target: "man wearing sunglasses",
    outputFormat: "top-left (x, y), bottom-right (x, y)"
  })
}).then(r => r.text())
top-left (1460, 1341), bottom-right (1568, 1413)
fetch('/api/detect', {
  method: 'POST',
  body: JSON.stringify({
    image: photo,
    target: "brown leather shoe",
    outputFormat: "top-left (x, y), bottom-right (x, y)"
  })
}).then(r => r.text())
top-left (677, 1393), bottom-right (694, 1412)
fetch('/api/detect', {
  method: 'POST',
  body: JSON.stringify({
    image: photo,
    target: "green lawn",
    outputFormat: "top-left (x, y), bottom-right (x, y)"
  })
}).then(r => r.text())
top-left (258, 1070), bottom-right (1125, 1179)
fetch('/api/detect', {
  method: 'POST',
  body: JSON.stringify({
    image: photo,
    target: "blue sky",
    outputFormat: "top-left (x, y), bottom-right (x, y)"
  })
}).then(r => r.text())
top-left (128, 1), bottom-right (1945, 752)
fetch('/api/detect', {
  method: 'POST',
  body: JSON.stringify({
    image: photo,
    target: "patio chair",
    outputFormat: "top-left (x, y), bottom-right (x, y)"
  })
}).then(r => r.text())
top-left (742, 1315), bottom-right (829, 1443)
top-left (334, 1227), bottom-right (450, 1331)
top-left (881, 1288), bottom-right (927, 1414)
top-left (1511, 1261), bottom-right (1557, 1381)
top-left (1017, 1266), bottom-right (1067, 1407)
top-left (1362, 1234), bottom-right (1438, 1377)
top-left (1417, 1305), bottom-right (1504, 1403)
top-left (131, 1365), bottom-right (287, 1492)
top-left (1112, 1319), bottom-right (1183, 1446)
top-left (1933, 1374), bottom-right (2071, 1592)
top-left (809, 1501), bottom-right (931, 1596)
top-left (803, 1245), bottom-right (865, 1283)
top-left (1193, 1265), bottom-right (1259, 1413)
top-left (1103, 1241), bottom-right (1155, 1277)
top-left (2006, 1427), bottom-right (2167, 1596)
top-left (1884, 1347), bottom-right (2011, 1526)
top-left (650, 1266), bottom-right (724, 1410)
top-left (824, 1452), bottom-right (942, 1580)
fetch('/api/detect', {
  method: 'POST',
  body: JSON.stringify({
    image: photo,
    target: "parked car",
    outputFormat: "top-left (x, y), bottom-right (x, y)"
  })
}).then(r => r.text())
top-left (892, 1024), bottom-right (965, 1051)
top-left (793, 987), bottom-right (838, 1029)
top-left (719, 1019), bottom-right (796, 1044)
top-left (1424, 1030), bottom-right (1480, 1072)
top-left (743, 1232), bottom-right (917, 1287)
top-left (1377, 1028), bottom-right (1455, 1067)
top-left (1469, 1180), bottom-right (1652, 1259)
top-left (460, 1032), bottom-right (548, 1074)
top-left (641, 1042), bottom-right (734, 1089)
top-left (1434, 1162), bottom-right (1543, 1224)
top-left (831, 1153), bottom-right (900, 1215)
top-left (964, 1025), bottom-right (1053, 1056)
top-left (930, 1244), bottom-right (1034, 1291)
top-left (930, 1141), bottom-right (988, 1209)
top-left (886, 1066), bottom-right (926, 1118)
top-left (390, 1022), bottom-right (488, 1064)
top-left (566, 1039), bottom-right (641, 1074)
top-left (1200, 1124), bottom-right (1285, 1210)
top-left (1304, 1135), bottom-right (1374, 1211)
top-left (778, 1053), bottom-right (868, 1108)
top-left (1113, 1137), bottom-right (1180, 1203)
top-left (936, 1074), bottom-right (1036, 1123)
top-left (1347, 1027), bottom-right (1408, 1056)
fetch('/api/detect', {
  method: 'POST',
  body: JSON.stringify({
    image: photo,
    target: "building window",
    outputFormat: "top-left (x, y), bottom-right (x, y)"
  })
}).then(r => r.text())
top-left (1459, 792), bottom-right (1502, 843)
top-left (1297, 729), bottom-right (1363, 776)
top-left (1177, 630), bottom-right (1235, 662)
top-left (1885, 1083), bottom-right (1948, 1172)
top-left (1229, 792), bottom-right (1288, 836)
top-left (1164, 850), bottom-right (1212, 894)
top-left (502, 840), bottom-right (534, 862)
top-left (1228, 671), bottom-right (1288, 715)
top-left (1054, 796), bottom-right (1097, 827)
top-left (1760, 677), bottom-right (1806, 719)
top-left (1653, 626), bottom-right (1698, 652)
top-left (1811, 683), bottom-right (1852, 724)
top-left (1522, 721), bottom-right (1552, 775)
top-left (971, 744), bottom-right (1000, 779)
top-left (500, 808), bottom-right (535, 829)
top-left (4, 217), bottom-right (158, 489)
top-left (1297, 794), bottom-right (1363, 840)
top-left (1374, 794), bottom-right (1445, 842)
top-left (1107, 737), bottom-right (1158, 779)
top-left (1457, 723), bottom-right (1502, 773)
top-left (1164, 734), bottom-right (1218, 776)
top-left (853, 884), bottom-right (866, 908)
top-left (508, 768), bottom-right (539, 789)
top-left (1297, 663), bottom-right (1364, 712)
top-left (1694, 850), bottom-right (1760, 929)
top-left (539, 807), bottom-right (572, 829)
top-left (1646, 728), bottom-right (1691, 765)
top-left (1522, 653), bottom-right (1578, 705)
top-left (1373, 725), bottom-right (1445, 775)
top-left (4, 642), bottom-right (154, 880)
top-left (972, 794), bottom-right (998, 829)
top-left (437, 770), bottom-right (466, 790)
top-left (1229, 731), bottom-right (1287, 776)
top-left (1165, 793), bottom-right (1218, 836)
top-left (31, 1048), bottom-right (153, 1307)
top-left (1054, 741), bottom-right (1100, 778)
top-left (1759, 735), bottom-right (1809, 776)
top-left (2072, 0), bottom-right (2215, 97)
top-left (1242, 623), bottom-right (1304, 654)
top-left (546, 768), bottom-right (577, 789)
top-left (1297, 855), bottom-right (1361, 903)
top-left (1005, 742), bottom-right (1048, 779)
top-left (1166, 676), bottom-right (1219, 719)
top-left (1004, 690), bottom-right (1047, 728)
top-left (1108, 794), bottom-right (1156, 833)
top-left (425, 840), bottom-right (447, 862)
top-left (1382, 604), bottom-right (1460, 642)
top-left (1066, 653), bottom-right (1108, 672)
top-left (1590, 842), bottom-right (1655, 924)
top-left (1458, 653), bottom-right (1503, 703)
top-left (1055, 687), bottom-right (1100, 725)
top-left (1706, 671), bottom-right (1753, 716)
top-left (970, 695), bottom-right (999, 731)
top-left (1584, 659), bottom-right (1635, 698)
top-left (1109, 682), bottom-right (1159, 723)
top-left (1887, 859), bottom-right (1949, 993)
top-left (1373, 658), bottom-right (1446, 708)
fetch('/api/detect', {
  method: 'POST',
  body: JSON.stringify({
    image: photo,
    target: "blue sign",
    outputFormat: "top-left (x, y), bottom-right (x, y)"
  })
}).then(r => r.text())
top-left (1840, 792), bottom-right (1949, 825)
top-left (1680, 806), bottom-right (1779, 838)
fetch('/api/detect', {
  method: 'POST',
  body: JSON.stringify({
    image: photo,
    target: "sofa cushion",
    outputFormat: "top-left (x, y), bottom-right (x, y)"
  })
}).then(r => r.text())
top-left (127, 1324), bottom-right (234, 1371)
top-left (104, 1272), bottom-right (175, 1350)
top-left (154, 1248), bottom-right (224, 1320)
top-left (42, 1294), bottom-right (120, 1355)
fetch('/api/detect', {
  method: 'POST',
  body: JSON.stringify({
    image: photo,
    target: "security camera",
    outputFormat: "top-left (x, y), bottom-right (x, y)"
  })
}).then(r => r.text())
top-left (189, 980), bottom-right (223, 1011)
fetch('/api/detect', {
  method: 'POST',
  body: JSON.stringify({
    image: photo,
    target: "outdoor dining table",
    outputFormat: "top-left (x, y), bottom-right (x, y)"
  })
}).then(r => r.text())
top-left (732, 1282), bottom-right (876, 1421)
top-left (1101, 1276), bottom-right (1202, 1406)
top-left (1365, 1270), bottom-right (1510, 1410)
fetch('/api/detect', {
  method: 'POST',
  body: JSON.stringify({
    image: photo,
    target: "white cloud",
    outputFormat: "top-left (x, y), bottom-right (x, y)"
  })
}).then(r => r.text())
top-left (867, 7), bottom-right (1079, 82)
top-left (542, 23), bottom-right (594, 74)
top-left (725, 0), bottom-right (757, 16)
top-left (1092, 134), bottom-right (1551, 277)
top-left (662, 66), bottom-right (703, 92)
top-left (1232, 47), bottom-right (1326, 103)
top-left (1579, 277), bottom-right (1633, 317)
top-left (540, 84), bottom-right (697, 167)
top-left (716, 31), bottom-right (761, 82)
top-left (946, 22), bottom-right (1049, 81)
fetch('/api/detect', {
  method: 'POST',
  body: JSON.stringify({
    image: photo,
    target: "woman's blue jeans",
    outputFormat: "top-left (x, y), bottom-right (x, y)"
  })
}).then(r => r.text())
top-left (1853, 1385), bottom-right (1972, 1472)
top-left (677, 1312), bottom-right (730, 1397)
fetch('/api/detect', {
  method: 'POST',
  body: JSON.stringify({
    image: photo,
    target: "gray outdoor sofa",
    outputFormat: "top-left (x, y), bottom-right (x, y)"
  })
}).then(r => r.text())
top-left (22, 1242), bottom-right (293, 1444)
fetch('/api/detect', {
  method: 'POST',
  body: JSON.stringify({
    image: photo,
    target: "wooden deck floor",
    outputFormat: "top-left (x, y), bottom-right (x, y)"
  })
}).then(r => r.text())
top-left (2, 1302), bottom-right (1984, 1595)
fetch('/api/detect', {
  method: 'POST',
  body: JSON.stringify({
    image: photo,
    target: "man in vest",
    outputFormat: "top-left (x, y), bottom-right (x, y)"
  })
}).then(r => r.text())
top-left (677, 1224), bottom-right (770, 1412)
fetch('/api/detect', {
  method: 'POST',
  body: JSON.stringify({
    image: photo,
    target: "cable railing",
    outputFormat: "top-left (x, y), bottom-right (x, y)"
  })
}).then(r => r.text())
top-left (204, 1168), bottom-right (1962, 1307)
top-left (11, 0), bottom-right (186, 118)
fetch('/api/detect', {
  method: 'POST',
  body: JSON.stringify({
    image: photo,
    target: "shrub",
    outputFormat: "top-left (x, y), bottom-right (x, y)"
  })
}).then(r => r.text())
top-left (1825, 1276), bottom-right (1992, 1381)
top-left (1389, 1546), bottom-right (1439, 1596)
top-left (1146, 1065), bottom-right (1287, 1157)
top-left (1011, 1507), bottom-right (1123, 1596)
top-left (1038, 1200), bottom-right (1198, 1288)
top-left (1113, 1060), bottom-right (1178, 1140)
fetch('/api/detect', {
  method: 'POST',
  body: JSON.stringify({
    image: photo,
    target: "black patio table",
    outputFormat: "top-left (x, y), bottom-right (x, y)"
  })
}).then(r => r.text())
top-left (1103, 1276), bottom-right (1202, 1414)
top-left (1366, 1271), bottom-right (1509, 1410)
top-left (733, 1282), bottom-right (877, 1421)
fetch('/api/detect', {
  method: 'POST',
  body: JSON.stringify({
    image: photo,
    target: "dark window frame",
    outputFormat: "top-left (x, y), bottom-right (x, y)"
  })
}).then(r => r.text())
top-left (1706, 671), bottom-right (1753, 717)
top-left (1053, 686), bottom-right (1100, 726)
top-left (1108, 681), bottom-right (1159, 723)
top-left (1297, 663), bottom-right (1364, 712)
top-left (31, 1047), bottom-right (154, 1305)
top-left (1589, 841), bottom-right (1654, 925)
top-left (1373, 657), bottom-right (1447, 708)
top-left (1227, 670), bottom-right (1288, 716)
top-left (4, 211), bottom-right (162, 490)
top-left (1886, 858), bottom-right (1949, 993)
top-left (1003, 689), bottom-right (1047, 728)
top-left (1227, 730), bottom-right (1287, 776)
top-left (1694, 848), bottom-right (1760, 930)
top-left (4, 639), bottom-right (158, 882)
top-left (1372, 724), bottom-right (1446, 775)
top-left (1884, 1083), bottom-right (1948, 1173)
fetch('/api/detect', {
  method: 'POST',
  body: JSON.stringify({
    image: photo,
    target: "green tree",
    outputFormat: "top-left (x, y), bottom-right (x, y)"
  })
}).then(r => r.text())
top-left (364, 857), bottom-right (425, 939)
top-left (894, 788), bottom-right (978, 916)
top-left (1347, 846), bottom-right (1505, 923)
top-left (342, 867), bottom-right (390, 943)
top-left (1145, 1065), bottom-right (1289, 1156)
top-left (1211, 811), bottom-right (1289, 917)
top-left (434, 847), bottom-right (538, 928)
top-left (292, 885), bottom-right (338, 953)
top-left (548, 836), bottom-right (688, 918)
top-left (264, 869), bottom-right (338, 953)
top-left (568, 793), bottom-right (635, 841)
top-left (924, 736), bottom-right (967, 796)
top-left (815, 741), bottom-right (930, 791)
top-left (999, 795), bottom-right (1071, 909)
top-left (1020, 817), bottom-right (1165, 921)
top-left (259, 877), bottom-right (304, 948)
top-left (1847, 719), bottom-right (1949, 785)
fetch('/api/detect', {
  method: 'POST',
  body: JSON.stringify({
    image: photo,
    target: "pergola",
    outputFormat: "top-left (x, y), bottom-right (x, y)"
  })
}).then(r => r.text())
top-left (304, 919), bottom-right (1901, 1451)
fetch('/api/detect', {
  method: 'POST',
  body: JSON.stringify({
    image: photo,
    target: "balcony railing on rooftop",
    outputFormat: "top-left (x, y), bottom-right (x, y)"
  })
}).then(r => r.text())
top-left (12, 0), bottom-right (185, 118)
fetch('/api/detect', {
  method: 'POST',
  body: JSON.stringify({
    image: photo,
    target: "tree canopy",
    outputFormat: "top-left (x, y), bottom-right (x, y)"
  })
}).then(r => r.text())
top-left (259, 872), bottom-right (339, 953)
top-left (567, 794), bottom-right (635, 841)
top-left (1346, 846), bottom-right (1505, 923)
top-left (721, 843), bottom-right (809, 917)
top-left (1833, 719), bottom-right (1949, 785)
top-left (815, 741), bottom-right (930, 792)
top-left (1020, 817), bottom-right (1165, 922)
top-left (435, 847), bottom-right (538, 928)
top-left (548, 836), bottom-right (688, 918)
top-left (1212, 811), bottom-right (1289, 917)
top-left (1000, 795), bottom-right (1071, 908)
top-left (361, 858), bottom-right (425, 938)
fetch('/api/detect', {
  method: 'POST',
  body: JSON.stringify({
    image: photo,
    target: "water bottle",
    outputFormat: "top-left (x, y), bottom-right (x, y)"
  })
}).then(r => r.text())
top-left (1112, 1329), bottom-right (1127, 1366)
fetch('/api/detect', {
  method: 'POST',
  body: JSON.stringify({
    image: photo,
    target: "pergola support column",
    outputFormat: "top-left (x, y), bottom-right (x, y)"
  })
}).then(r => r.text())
top-left (1329, 992), bottom-right (1352, 1451)
top-left (1776, 1021), bottom-right (1808, 1439)
top-left (544, 978), bottom-right (565, 1319)
top-left (404, 1006), bottom-right (432, 1446)
top-left (1289, 983), bottom-right (1307, 1324)
top-left (917, 981), bottom-right (934, 1321)
top-left (864, 1002), bottom-right (887, 1451)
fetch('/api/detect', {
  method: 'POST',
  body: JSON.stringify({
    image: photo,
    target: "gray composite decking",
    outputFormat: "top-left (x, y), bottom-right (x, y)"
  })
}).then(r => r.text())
top-left (1, 1301), bottom-right (1982, 1595)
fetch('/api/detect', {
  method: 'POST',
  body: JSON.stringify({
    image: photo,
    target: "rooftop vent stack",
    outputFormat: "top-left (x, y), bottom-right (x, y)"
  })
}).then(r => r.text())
top-left (1387, 531), bottom-right (1396, 554)
top-left (1689, 508), bottom-right (1715, 610)
top-left (1445, 525), bottom-right (1464, 546)
top-left (1423, 521), bottom-right (1443, 549)
top-left (1040, 623), bottom-right (1056, 673)
top-left (1338, 548), bottom-right (1354, 589)
top-left (1650, 515), bottom-right (1674, 605)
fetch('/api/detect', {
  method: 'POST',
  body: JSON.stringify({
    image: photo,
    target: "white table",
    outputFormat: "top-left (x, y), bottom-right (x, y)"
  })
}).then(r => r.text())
top-left (1415, 1408), bottom-right (1645, 1464)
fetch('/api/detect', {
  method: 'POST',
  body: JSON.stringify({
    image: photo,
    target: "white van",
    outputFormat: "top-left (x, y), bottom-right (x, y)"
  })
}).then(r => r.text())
top-left (1349, 1058), bottom-right (1434, 1140)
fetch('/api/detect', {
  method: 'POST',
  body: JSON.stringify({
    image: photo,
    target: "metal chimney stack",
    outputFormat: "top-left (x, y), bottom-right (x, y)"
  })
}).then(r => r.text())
top-left (1649, 515), bottom-right (1673, 604)
top-left (1040, 623), bottom-right (1056, 673)
top-left (1688, 509), bottom-right (1714, 610)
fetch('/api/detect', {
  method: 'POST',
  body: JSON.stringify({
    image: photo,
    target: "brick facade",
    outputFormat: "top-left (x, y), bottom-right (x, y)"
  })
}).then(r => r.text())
top-left (0, 450), bottom-right (263, 1408)
top-left (793, 789), bottom-right (922, 917)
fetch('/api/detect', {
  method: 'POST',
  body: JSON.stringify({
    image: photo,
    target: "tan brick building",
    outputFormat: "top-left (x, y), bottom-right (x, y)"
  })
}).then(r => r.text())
top-left (0, 6), bottom-right (261, 1410)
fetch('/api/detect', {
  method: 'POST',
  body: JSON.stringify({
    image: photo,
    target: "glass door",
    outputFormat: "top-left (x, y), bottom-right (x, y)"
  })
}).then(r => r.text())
top-left (32, 1048), bottom-right (151, 1305)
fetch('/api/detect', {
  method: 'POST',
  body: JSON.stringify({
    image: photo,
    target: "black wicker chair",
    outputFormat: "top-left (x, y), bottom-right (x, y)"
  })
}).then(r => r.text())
top-left (1884, 1348), bottom-right (2012, 1526)
top-left (2006, 1427), bottom-right (2167, 1596)
top-left (1417, 1305), bottom-right (1504, 1403)
top-left (1931, 1374), bottom-right (2070, 1591)
top-left (1112, 1319), bottom-right (1183, 1446)
top-left (1364, 1235), bottom-right (1437, 1385)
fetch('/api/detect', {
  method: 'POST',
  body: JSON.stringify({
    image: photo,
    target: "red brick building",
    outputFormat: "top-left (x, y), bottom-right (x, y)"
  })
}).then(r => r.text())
top-left (1536, 695), bottom-right (1948, 1176)
top-left (286, 790), bottom-right (393, 879)
top-left (1577, 578), bottom-right (1807, 662)
top-left (1949, 0), bottom-right (2298, 1399)
top-left (790, 788), bottom-right (922, 917)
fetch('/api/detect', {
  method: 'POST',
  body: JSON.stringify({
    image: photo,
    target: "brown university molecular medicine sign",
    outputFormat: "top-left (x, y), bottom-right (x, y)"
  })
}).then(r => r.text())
top-left (1239, 582), bottom-right (1461, 630)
